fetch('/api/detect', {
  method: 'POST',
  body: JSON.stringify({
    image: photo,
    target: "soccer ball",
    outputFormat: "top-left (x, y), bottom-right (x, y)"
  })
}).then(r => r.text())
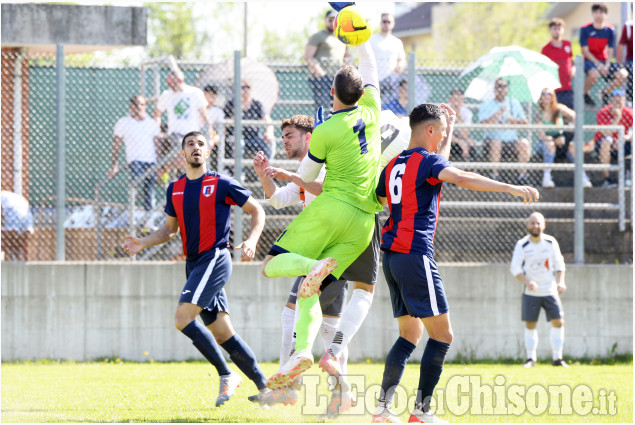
top-left (333, 6), bottom-right (371, 46)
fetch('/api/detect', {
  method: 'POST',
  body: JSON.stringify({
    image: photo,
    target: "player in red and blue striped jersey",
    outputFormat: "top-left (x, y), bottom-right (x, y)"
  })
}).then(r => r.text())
top-left (122, 131), bottom-right (268, 407)
top-left (373, 104), bottom-right (539, 423)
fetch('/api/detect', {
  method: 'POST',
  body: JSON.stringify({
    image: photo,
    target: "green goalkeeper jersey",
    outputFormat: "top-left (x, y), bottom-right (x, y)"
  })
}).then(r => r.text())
top-left (307, 85), bottom-right (382, 213)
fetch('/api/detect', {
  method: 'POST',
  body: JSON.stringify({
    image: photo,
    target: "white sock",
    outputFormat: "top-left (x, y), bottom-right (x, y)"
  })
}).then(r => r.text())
top-left (551, 327), bottom-right (564, 361)
top-left (340, 345), bottom-right (349, 376)
top-left (320, 316), bottom-right (340, 348)
top-left (524, 328), bottom-right (538, 360)
top-left (329, 289), bottom-right (373, 357)
top-left (280, 306), bottom-right (295, 369)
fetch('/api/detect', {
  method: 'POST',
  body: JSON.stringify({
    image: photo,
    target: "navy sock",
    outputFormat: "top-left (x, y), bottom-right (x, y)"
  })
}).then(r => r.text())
top-left (418, 338), bottom-right (450, 412)
top-left (181, 320), bottom-right (231, 376)
top-left (379, 337), bottom-right (417, 405)
top-left (221, 335), bottom-right (267, 390)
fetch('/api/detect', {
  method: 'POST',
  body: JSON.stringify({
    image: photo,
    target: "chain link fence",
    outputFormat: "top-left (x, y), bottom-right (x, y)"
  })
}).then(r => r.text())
top-left (1, 49), bottom-right (632, 263)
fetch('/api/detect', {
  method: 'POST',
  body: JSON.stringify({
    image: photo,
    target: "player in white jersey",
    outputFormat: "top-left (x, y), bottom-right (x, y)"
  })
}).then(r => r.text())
top-left (510, 212), bottom-right (568, 368)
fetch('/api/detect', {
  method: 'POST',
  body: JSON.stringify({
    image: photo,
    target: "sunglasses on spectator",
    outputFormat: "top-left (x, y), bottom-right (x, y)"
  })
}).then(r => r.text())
top-left (242, 85), bottom-right (251, 89)
top-left (382, 20), bottom-right (392, 23)
top-left (541, 91), bottom-right (552, 96)
top-left (611, 89), bottom-right (626, 96)
top-left (130, 99), bottom-right (145, 106)
top-left (495, 84), bottom-right (508, 89)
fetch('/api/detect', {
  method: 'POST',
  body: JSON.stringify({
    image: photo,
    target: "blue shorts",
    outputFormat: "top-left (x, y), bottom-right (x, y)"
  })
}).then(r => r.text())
top-left (521, 294), bottom-right (563, 322)
top-left (382, 251), bottom-right (449, 318)
top-left (182, 248), bottom-right (232, 323)
top-left (584, 61), bottom-right (625, 79)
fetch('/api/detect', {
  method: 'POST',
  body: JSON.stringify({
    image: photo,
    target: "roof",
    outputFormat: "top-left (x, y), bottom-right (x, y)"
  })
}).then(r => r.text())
top-left (543, 2), bottom-right (580, 20)
top-left (393, 2), bottom-right (439, 37)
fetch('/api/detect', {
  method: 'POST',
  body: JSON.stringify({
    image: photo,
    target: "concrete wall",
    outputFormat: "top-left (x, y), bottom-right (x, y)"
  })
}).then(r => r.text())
top-left (1, 4), bottom-right (146, 52)
top-left (1, 262), bottom-right (632, 362)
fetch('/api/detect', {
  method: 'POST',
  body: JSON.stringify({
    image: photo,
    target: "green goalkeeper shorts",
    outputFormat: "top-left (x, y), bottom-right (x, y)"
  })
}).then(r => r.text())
top-left (270, 194), bottom-right (375, 280)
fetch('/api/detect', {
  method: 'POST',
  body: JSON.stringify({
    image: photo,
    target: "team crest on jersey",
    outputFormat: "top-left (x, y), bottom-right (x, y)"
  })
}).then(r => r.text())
top-left (202, 185), bottom-right (215, 197)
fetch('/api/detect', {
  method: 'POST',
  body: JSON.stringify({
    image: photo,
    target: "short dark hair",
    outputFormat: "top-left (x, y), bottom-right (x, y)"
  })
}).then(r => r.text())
top-left (181, 131), bottom-right (206, 149)
top-left (333, 65), bottom-right (364, 106)
top-left (449, 88), bottom-right (464, 96)
top-left (281, 115), bottom-right (314, 134)
top-left (495, 77), bottom-right (508, 86)
top-left (203, 84), bottom-right (218, 95)
top-left (409, 104), bottom-right (444, 131)
top-left (592, 3), bottom-right (608, 14)
top-left (549, 17), bottom-right (565, 28)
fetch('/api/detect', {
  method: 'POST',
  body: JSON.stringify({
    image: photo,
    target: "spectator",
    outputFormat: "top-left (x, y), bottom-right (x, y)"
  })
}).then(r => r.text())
top-left (108, 95), bottom-right (161, 210)
top-left (595, 89), bottom-right (633, 188)
top-left (534, 88), bottom-right (592, 188)
top-left (580, 3), bottom-right (628, 106)
top-left (304, 10), bottom-right (348, 113)
top-left (223, 79), bottom-right (275, 159)
top-left (382, 79), bottom-right (408, 117)
top-left (1, 190), bottom-right (34, 261)
top-left (511, 212), bottom-right (568, 368)
top-left (541, 18), bottom-right (575, 109)
top-left (203, 84), bottom-right (224, 148)
top-left (447, 88), bottom-right (476, 161)
top-left (370, 12), bottom-right (406, 102)
top-left (478, 77), bottom-right (531, 182)
top-left (617, 20), bottom-right (633, 103)
top-left (153, 70), bottom-right (211, 177)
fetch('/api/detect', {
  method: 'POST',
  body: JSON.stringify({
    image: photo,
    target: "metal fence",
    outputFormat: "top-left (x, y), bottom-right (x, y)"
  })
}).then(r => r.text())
top-left (1, 49), bottom-right (632, 263)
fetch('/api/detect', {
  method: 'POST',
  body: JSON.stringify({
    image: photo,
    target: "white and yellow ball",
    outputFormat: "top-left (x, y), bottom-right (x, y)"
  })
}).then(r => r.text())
top-left (333, 6), bottom-right (371, 46)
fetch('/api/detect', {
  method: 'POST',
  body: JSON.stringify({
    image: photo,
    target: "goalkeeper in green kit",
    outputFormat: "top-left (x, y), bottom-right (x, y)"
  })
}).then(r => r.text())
top-left (261, 3), bottom-right (382, 391)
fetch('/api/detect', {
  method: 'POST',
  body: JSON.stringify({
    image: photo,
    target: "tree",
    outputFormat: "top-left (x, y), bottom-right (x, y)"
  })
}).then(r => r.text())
top-left (259, 8), bottom-right (327, 61)
top-left (426, 2), bottom-right (551, 63)
top-left (145, 2), bottom-right (211, 60)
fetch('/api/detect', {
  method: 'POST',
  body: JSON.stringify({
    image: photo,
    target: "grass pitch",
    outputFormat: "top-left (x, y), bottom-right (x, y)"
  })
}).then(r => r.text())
top-left (1, 360), bottom-right (632, 423)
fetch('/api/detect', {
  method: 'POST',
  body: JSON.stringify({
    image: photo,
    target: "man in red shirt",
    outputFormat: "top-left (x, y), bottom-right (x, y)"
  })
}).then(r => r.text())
top-left (542, 18), bottom-right (575, 109)
top-left (595, 89), bottom-right (633, 187)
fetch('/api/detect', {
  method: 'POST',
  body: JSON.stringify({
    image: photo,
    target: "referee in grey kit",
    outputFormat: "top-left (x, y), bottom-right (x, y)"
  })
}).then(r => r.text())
top-left (511, 212), bottom-right (568, 368)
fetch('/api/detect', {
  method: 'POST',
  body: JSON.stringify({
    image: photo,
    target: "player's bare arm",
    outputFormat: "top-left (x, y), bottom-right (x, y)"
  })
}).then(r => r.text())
top-left (438, 167), bottom-right (540, 204)
top-left (436, 103), bottom-right (457, 160)
top-left (122, 215), bottom-right (179, 256)
top-left (556, 270), bottom-right (567, 294)
top-left (263, 166), bottom-right (323, 197)
top-left (236, 196), bottom-right (265, 262)
top-left (377, 195), bottom-right (388, 207)
top-left (515, 273), bottom-right (538, 292)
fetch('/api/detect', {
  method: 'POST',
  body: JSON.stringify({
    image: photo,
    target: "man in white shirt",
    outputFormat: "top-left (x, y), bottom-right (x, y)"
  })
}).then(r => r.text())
top-left (510, 212), bottom-right (568, 368)
top-left (154, 70), bottom-right (211, 176)
top-left (370, 13), bottom-right (406, 103)
top-left (109, 95), bottom-right (161, 210)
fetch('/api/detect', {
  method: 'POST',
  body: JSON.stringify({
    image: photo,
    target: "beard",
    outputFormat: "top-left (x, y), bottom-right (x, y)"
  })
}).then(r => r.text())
top-left (529, 228), bottom-right (541, 237)
top-left (187, 157), bottom-right (204, 167)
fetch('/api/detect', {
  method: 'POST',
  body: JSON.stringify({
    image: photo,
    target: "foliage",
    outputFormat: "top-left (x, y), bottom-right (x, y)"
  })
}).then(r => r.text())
top-left (145, 2), bottom-right (211, 60)
top-left (432, 2), bottom-right (552, 62)
top-left (260, 8), bottom-right (327, 61)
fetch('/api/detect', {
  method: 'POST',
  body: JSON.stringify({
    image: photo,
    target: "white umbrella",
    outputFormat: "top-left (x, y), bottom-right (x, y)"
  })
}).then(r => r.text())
top-left (460, 45), bottom-right (561, 103)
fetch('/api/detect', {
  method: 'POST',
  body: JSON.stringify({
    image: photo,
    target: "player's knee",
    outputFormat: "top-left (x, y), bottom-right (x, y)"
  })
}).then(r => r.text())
top-left (552, 318), bottom-right (564, 328)
top-left (174, 314), bottom-right (192, 331)
top-left (260, 261), bottom-right (269, 277)
top-left (525, 321), bottom-right (537, 329)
